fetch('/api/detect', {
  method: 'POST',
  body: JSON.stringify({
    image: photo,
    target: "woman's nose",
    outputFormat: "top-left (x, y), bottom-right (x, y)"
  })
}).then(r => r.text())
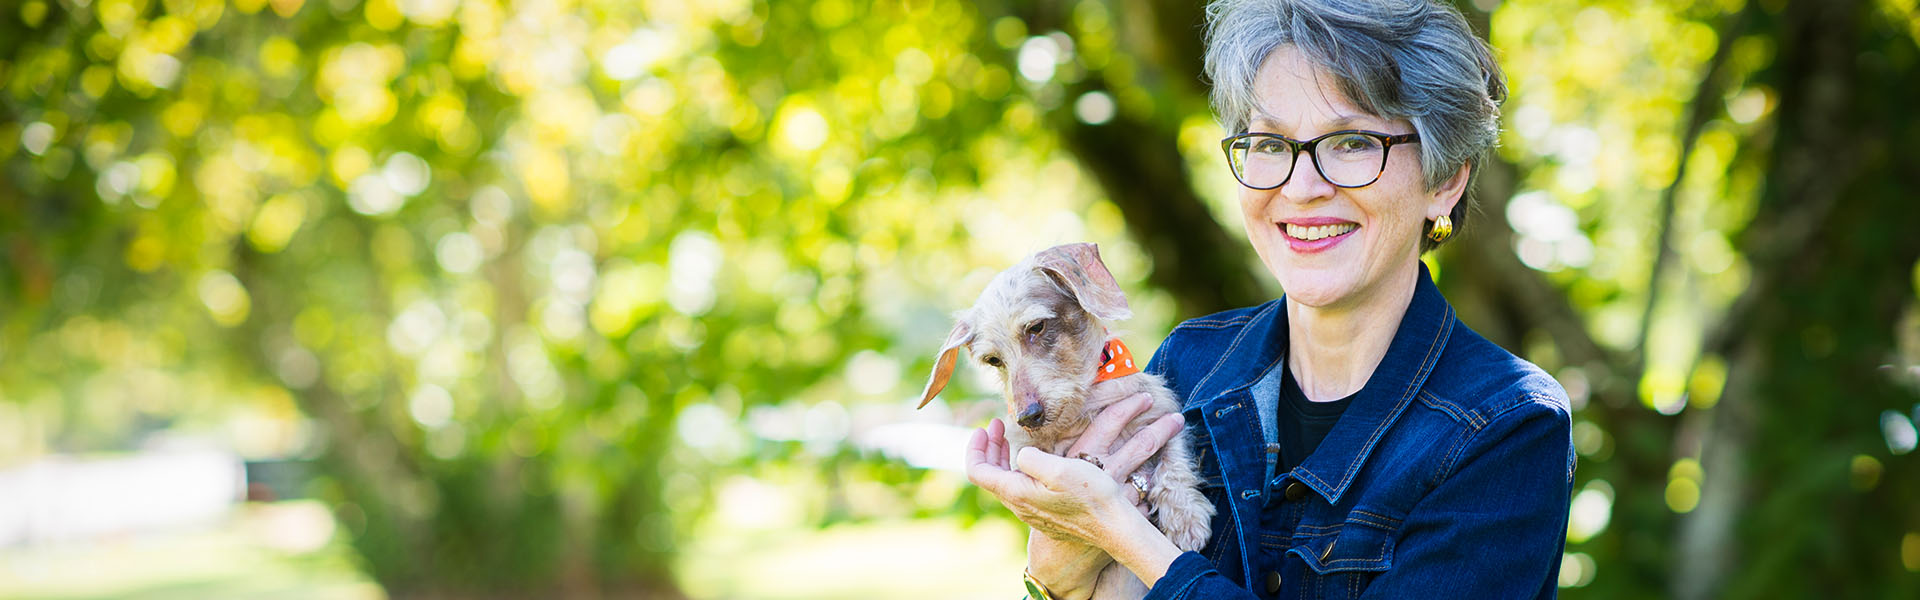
top-left (1279, 150), bottom-right (1335, 202)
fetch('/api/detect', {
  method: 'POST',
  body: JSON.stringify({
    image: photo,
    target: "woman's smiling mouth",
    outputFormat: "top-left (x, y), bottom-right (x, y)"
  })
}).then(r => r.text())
top-left (1279, 220), bottom-right (1360, 253)
top-left (1285, 222), bottom-right (1358, 240)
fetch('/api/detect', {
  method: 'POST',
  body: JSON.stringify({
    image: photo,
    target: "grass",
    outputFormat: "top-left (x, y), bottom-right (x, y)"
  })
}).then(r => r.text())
top-left (0, 501), bottom-right (382, 600)
top-left (677, 517), bottom-right (1027, 600)
top-left (0, 497), bottom-right (1029, 600)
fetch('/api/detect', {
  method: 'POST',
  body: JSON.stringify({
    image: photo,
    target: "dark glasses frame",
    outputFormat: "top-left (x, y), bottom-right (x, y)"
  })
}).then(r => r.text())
top-left (1219, 130), bottom-right (1421, 189)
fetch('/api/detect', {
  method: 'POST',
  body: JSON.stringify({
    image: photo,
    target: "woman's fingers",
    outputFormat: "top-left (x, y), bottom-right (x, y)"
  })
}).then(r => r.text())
top-left (1016, 447), bottom-right (1115, 496)
top-left (1065, 394), bottom-right (1152, 468)
top-left (969, 422), bottom-right (1061, 503)
top-left (986, 418), bottom-right (1010, 470)
top-left (968, 445), bottom-right (1040, 499)
top-left (1107, 413), bottom-right (1185, 478)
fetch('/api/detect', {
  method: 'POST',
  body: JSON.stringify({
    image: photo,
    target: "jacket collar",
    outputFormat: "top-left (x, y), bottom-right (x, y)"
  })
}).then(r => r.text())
top-left (1194, 262), bottom-right (1454, 504)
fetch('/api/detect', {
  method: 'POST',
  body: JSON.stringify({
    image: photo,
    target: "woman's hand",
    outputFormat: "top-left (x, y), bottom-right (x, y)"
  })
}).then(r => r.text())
top-left (965, 394), bottom-right (1186, 597)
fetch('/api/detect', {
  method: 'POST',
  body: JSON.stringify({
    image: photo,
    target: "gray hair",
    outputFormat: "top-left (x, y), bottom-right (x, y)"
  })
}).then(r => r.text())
top-left (1204, 0), bottom-right (1506, 247)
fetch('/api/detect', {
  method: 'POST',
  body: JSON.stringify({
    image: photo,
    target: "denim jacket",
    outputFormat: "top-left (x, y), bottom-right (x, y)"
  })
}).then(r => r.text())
top-left (1142, 264), bottom-right (1574, 599)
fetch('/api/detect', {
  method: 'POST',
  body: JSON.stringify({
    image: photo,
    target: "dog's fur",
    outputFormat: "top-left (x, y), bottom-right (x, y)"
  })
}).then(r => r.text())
top-left (918, 243), bottom-right (1213, 598)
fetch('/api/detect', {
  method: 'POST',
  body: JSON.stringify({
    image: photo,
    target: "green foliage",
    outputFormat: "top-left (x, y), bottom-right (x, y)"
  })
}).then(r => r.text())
top-left (4, 0), bottom-right (1919, 597)
top-left (0, 0), bottom-right (1160, 595)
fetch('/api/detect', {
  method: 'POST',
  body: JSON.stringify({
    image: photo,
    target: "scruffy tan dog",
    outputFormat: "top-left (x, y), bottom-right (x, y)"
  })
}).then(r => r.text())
top-left (918, 242), bottom-right (1212, 597)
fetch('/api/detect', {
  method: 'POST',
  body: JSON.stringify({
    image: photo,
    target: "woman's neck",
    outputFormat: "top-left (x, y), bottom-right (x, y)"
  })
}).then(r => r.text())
top-left (1285, 259), bottom-right (1422, 402)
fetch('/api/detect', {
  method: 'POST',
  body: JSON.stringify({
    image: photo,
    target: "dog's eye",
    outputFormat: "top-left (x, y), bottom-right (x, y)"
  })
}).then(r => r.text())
top-left (984, 356), bottom-right (1003, 367)
top-left (1026, 321), bottom-right (1045, 336)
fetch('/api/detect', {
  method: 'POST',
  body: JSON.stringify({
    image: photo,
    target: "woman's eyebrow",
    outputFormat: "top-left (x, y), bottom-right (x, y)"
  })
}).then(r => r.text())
top-left (1249, 111), bottom-right (1370, 134)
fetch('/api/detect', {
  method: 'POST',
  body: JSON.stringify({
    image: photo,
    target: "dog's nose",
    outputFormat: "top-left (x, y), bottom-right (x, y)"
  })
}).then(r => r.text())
top-left (1016, 402), bottom-right (1046, 429)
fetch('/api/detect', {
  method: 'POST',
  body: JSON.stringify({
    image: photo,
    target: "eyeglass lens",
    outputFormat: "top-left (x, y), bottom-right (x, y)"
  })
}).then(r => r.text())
top-left (1229, 133), bottom-right (1389, 188)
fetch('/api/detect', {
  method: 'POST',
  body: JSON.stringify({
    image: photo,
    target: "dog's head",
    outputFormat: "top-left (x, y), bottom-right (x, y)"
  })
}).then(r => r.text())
top-left (915, 243), bottom-right (1133, 432)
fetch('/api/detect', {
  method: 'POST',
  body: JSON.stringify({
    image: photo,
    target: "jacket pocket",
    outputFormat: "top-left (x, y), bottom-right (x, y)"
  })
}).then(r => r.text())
top-left (1292, 509), bottom-right (1401, 599)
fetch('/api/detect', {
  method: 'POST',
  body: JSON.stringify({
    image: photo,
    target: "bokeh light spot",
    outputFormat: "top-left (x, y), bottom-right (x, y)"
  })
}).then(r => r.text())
top-left (774, 102), bottom-right (829, 154)
top-left (1017, 36), bottom-right (1058, 83)
top-left (1557, 552), bottom-right (1596, 587)
top-left (1566, 479), bottom-right (1613, 544)
top-left (409, 383), bottom-right (454, 429)
top-left (1881, 410), bottom-right (1917, 455)
top-left (1074, 90), bottom-right (1115, 125)
top-left (197, 270), bottom-right (251, 327)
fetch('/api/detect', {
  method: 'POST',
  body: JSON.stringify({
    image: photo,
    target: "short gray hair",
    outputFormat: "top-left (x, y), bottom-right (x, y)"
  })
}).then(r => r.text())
top-left (1204, 0), bottom-right (1506, 247)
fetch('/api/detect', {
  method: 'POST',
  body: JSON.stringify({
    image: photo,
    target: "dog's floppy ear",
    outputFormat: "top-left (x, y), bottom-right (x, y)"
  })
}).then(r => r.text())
top-left (916, 315), bottom-right (973, 409)
top-left (1035, 242), bottom-right (1132, 322)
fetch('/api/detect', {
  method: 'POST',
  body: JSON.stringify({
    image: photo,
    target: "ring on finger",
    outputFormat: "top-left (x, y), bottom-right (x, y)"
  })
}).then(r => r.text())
top-left (1130, 473), bottom-right (1150, 500)
top-left (1076, 453), bottom-right (1105, 470)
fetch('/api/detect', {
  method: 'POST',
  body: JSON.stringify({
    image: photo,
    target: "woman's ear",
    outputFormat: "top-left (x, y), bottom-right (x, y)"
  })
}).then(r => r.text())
top-left (1428, 161), bottom-right (1472, 219)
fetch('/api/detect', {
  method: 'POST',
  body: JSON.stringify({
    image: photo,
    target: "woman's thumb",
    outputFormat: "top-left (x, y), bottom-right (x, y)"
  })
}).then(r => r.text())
top-left (1015, 447), bottom-right (1069, 486)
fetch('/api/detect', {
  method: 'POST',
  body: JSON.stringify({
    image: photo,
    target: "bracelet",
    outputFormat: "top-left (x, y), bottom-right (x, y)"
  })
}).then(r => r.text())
top-left (1023, 567), bottom-right (1058, 600)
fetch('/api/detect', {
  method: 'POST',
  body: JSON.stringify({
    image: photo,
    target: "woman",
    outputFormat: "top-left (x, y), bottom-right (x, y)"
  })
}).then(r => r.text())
top-left (963, 0), bottom-right (1574, 598)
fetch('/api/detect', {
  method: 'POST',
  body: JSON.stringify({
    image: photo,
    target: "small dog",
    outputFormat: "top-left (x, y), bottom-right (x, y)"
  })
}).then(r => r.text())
top-left (917, 242), bottom-right (1212, 598)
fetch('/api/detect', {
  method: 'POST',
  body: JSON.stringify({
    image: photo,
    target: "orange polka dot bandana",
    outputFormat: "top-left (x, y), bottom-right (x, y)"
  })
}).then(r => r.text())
top-left (1093, 338), bottom-right (1141, 383)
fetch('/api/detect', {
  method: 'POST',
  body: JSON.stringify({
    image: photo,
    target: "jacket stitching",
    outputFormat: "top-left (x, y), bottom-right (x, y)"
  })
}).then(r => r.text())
top-left (1166, 565), bottom-right (1205, 600)
top-left (1345, 514), bottom-right (1395, 530)
top-left (1190, 302), bottom-right (1279, 395)
top-left (1348, 509), bottom-right (1401, 524)
top-left (1414, 390), bottom-right (1474, 427)
top-left (1433, 423), bottom-right (1475, 487)
top-left (1320, 531), bottom-right (1390, 567)
top-left (1416, 389), bottom-right (1485, 430)
top-left (1437, 394), bottom-right (1551, 483)
top-left (1524, 390), bottom-right (1578, 484)
top-left (1347, 510), bottom-right (1401, 528)
top-left (1172, 315), bottom-right (1254, 330)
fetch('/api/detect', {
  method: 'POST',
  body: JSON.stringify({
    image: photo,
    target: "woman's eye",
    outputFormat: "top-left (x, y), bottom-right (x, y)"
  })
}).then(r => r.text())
top-left (1332, 135), bottom-right (1380, 153)
top-left (1027, 321), bottom-right (1045, 335)
top-left (985, 356), bottom-right (1003, 367)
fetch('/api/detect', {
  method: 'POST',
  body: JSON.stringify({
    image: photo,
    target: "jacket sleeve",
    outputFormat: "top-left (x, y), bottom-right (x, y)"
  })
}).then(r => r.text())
top-left (1141, 552), bottom-right (1263, 600)
top-left (1360, 397), bottom-right (1574, 599)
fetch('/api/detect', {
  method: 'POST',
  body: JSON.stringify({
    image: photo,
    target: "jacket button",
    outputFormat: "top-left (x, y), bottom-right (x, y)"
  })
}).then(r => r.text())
top-left (1265, 570), bottom-right (1283, 594)
top-left (1284, 481), bottom-right (1307, 502)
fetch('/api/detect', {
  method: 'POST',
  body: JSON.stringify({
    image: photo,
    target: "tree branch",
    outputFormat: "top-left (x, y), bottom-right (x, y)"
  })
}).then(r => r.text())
top-left (1636, 4), bottom-right (1757, 373)
top-left (1052, 80), bottom-right (1269, 316)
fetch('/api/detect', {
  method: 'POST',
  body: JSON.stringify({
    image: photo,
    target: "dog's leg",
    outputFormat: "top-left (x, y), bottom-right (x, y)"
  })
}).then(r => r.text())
top-left (1148, 432), bottom-right (1214, 552)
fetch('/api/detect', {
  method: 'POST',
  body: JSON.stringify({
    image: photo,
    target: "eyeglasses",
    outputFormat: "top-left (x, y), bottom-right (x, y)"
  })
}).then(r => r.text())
top-left (1220, 130), bottom-right (1420, 189)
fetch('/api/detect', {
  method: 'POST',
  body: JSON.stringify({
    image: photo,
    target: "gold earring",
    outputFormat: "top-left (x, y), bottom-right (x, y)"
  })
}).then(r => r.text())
top-left (1428, 215), bottom-right (1453, 243)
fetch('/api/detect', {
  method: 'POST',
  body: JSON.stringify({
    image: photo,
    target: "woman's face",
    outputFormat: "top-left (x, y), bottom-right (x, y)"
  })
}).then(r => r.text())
top-left (1238, 47), bottom-right (1465, 310)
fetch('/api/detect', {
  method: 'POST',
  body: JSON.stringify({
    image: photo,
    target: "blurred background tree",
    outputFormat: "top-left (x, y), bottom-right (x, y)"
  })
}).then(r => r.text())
top-left (2, 0), bottom-right (1917, 598)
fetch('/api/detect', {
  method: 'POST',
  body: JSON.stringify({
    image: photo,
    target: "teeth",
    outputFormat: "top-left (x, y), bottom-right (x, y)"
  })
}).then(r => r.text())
top-left (1285, 223), bottom-right (1357, 241)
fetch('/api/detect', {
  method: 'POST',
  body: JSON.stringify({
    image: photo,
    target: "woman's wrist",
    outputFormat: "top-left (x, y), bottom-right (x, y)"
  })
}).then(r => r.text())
top-left (1094, 497), bottom-right (1183, 589)
top-left (1026, 530), bottom-right (1108, 600)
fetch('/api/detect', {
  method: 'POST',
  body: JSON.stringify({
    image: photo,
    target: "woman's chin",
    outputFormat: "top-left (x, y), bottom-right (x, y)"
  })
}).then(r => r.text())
top-left (1275, 274), bottom-right (1354, 308)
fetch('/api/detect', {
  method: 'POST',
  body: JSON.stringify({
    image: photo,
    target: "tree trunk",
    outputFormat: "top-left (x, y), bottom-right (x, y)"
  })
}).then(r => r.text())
top-left (1681, 0), bottom-right (1920, 597)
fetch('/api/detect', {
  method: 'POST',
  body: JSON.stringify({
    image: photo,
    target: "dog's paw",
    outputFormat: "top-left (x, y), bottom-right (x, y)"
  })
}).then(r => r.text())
top-left (1154, 488), bottom-right (1215, 552)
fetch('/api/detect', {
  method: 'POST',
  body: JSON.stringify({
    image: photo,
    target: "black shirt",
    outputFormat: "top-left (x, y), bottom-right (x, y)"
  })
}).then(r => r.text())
top-left (1275, 365), bottom-right (1354, 473)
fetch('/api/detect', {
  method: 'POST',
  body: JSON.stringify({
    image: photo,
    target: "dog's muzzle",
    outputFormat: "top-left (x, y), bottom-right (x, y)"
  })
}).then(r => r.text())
top-left (1016, 402), bottom-right (1046, 429)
